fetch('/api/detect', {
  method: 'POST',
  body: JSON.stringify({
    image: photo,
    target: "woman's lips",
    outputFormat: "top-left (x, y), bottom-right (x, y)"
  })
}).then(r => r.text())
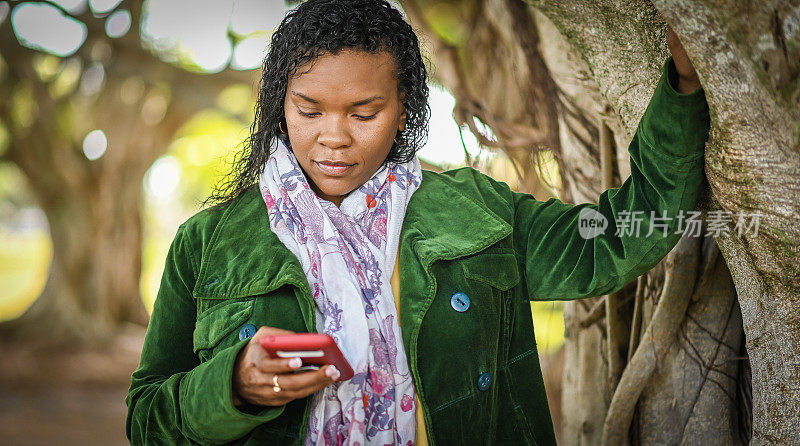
top-left (314, 160), bottom-right (355, 176)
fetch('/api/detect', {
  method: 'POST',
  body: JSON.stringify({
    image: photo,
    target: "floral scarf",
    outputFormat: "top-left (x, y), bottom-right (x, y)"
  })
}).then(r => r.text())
top-left (259, 136), bottom-right (422, 445)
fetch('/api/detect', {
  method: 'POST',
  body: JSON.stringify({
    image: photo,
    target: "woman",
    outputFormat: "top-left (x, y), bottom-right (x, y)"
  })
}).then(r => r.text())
top-left (126, 0), bottom-right (709, 444)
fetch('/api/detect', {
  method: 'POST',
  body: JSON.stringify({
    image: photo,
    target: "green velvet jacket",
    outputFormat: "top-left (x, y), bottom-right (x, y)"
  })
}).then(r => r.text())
top-left (126, 57), bottom-right (709, 445)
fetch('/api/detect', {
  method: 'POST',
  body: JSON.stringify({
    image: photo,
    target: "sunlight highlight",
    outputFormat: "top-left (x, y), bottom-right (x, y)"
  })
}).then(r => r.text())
top-left (105, 9), bottom-right (131, 38)
top-left (11, 2), bottom-right (87, 57)
top-left (232, 37), bottom-right (267, 70)
top-left (89, 0), bottom-right (122, 15)
top-left (82, 129), bottom-right (107, 160)
top-left (145, 156), bottom-right (182, 200)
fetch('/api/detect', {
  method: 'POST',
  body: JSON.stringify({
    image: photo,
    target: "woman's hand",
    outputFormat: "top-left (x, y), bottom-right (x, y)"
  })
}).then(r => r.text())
top-left (232, 326), bottom-right (340, 409)
top-left (666, 26), bottom-right (702, 94)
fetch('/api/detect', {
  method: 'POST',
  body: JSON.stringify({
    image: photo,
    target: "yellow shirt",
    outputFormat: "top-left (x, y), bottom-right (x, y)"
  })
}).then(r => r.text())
top-left (390, 253), bottom-right (429, 446)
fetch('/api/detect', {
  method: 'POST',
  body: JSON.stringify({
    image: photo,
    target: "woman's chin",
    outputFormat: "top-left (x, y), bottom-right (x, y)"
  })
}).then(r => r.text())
top-left (312, 182), bottom-right (354, 204)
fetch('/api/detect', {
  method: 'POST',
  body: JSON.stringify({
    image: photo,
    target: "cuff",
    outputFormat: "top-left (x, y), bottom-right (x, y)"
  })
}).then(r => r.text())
top-left (180, 338), bottom-right (285, 444)
top-left (664, 56), bottom-right (704, 99)
top-left (637, 56), bottom-right (710, 159)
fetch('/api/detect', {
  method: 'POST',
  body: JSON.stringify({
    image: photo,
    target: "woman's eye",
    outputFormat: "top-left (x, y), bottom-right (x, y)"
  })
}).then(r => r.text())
top-left (298, 110), bottom-right (320, 118)
top-left (354, 113), bottom-right (377, 121)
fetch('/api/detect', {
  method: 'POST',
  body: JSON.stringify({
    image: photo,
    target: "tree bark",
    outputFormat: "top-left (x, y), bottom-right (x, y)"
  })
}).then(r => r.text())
top-left (527, 0), bottom-right (799, 442)
top-left (652, 3), bottom-right (800, 442)
top-left (636, 240), bottom-right (743, 445)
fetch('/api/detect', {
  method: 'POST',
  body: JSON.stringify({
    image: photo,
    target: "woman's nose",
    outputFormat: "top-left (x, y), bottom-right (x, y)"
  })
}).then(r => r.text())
top-left (316, 115), bottom-right (352, 149)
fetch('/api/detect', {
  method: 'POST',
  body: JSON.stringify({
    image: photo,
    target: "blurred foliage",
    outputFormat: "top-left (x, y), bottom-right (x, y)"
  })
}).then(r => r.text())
top-left (0, 162), bottom-right (50, 322)
top-left (531, 301), bottom-right (565, 353)
top-left (0, 162), bottom-right (36, 210)
top-left (0, 123), bottom-right (9, 162)
top-left (141, 103), bottom-right (254, 311)
top-left (421, 1), bottom-right (466, 47)
top-left (0, 80), bottom-right (254, 315)
top-left (0, 229), bottom-right (51, 322)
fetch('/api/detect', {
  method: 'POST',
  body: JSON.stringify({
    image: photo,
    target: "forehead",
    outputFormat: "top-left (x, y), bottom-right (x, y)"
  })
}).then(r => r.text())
top-left (288, 50), bottom-right (399, 100)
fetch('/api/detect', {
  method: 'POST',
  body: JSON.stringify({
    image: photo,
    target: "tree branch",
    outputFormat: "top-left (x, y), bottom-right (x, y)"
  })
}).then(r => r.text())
top-left (579, 296), bottom-right (606, 328)
top-left (627, 275), bottom-right (646, 361)
top-left (602, 233), bottom-right (702, 445)
top-left (601, 117), bottom-right (627, 390)
top-left (402, 0), bottom-right (551, 155)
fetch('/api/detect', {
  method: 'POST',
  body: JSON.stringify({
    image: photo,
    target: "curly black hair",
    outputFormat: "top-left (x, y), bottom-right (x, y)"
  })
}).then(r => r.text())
top-left (207, 0), bottom-right (430, 206)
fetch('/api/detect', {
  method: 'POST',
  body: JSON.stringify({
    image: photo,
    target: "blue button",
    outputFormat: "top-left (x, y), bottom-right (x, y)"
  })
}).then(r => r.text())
top-left (239, 324), bottom-right (257, 340)
top-left (477, 372), bottom-right (493, 391)
top-left (450, 292), bottom-right (470, 312)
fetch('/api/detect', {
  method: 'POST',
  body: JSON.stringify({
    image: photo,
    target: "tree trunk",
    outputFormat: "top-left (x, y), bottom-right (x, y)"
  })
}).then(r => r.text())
top-left (525, 4), bottom-right (751, 442)
top-left (527, 0), bottom-right (800, 442)
top-left (636, 243), bottom-right (744, 444)
top-left (0, 2), bottom-right (256, 348)
top-left (0, 156), bottom-right (150, 348)
top-left (652, 3), bottom-right (800, 442)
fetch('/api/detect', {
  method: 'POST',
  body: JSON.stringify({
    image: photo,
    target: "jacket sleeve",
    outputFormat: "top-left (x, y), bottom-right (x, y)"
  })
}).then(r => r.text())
top-left (514, 56), bottom-right (710, 301)
top-left (125, 223), bottom-right (284, 445)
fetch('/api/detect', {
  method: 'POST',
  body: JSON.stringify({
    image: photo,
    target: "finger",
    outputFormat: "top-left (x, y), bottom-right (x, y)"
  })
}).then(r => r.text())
top-left (254, 356), bottom-right (304, 374)
top-left (666, 26), bottom-right (677, 44)
top-left (288, 370), bottom-right (340, 399)
top-left (252, 325), bottom-right (295, 341)
top-left (246, 366), bottom-right (334, 406)
top-left (275, 365), bottom-right (339, 395)
top-left (236, 371), bottom-right (296, 407)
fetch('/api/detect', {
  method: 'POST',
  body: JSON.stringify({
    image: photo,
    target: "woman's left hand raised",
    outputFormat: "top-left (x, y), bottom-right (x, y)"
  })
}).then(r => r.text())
top-left (666, 26), bottom-right (702, 94)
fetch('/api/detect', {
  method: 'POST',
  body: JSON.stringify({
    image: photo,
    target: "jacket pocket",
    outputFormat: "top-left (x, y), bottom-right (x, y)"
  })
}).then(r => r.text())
top-left (460, 251), bottom-right (520, 291)
top-left (193, 298), bottom-right (255, 362)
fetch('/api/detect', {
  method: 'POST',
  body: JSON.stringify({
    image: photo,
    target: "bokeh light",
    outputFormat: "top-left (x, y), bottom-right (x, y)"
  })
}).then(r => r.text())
top-left (0, 2), bottom-right (10, 25)
top-left (143, 0), bottom-right (235, 73)
top-left (230, 0), bottom-right (287, 35)
top-left (50, 0), bottom-right (86, 15)
top-left (89, 0), bottom-right (122, 15)
top-left (145, 155), bottom-right (182, 201)
top-left (80, 62), bottom-right (105, 95)
top-left (105, 9), bottom-right (131, 38)
top-left (418, 84), bottom-right (482, 167)
top-left (231, 37), bottom-right (267, 70)
top-left (82, 129), bottom-right (108, 160)
top-left (11, 2), bottom-right (87, 57)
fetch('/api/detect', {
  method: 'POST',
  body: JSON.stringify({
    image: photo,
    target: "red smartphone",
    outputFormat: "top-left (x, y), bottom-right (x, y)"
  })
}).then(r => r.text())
top-left (259, 333), bottom-right (354, 381)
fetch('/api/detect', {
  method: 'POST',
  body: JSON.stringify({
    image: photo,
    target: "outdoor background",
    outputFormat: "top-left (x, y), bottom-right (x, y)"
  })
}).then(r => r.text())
top-left (0, 1), bottom-right (565, 444)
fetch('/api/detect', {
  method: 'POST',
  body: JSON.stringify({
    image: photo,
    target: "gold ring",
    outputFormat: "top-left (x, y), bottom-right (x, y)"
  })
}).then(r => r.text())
top-left (272, 374), bottom-right (281, 393)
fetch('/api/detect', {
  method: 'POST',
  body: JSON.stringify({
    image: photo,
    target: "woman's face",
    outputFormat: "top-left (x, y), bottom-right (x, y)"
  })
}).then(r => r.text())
top-left (283, 49), bottom-right (407, 207)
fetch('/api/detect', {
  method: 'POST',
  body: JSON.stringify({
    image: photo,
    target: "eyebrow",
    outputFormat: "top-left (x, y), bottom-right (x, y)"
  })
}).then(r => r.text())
top-left (290, 91), bottom-right (385, 106)
top-left (351, 95), bottom-right (385, 106)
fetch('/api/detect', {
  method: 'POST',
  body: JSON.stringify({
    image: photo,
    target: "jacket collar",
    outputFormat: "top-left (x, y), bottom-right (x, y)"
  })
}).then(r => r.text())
top-left (193, 187), bottom-right (310, 299)
top-left (401, 170), bottom-right (511, 264)
top-left (193, 170), bottom-right (512, 299)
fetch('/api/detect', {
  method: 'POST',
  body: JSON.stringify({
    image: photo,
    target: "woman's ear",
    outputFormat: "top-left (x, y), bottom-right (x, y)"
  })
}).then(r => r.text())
top-left (398, 92), bottom-right (407, 132)
top-left (399, 109), bottom-right (407, 132)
